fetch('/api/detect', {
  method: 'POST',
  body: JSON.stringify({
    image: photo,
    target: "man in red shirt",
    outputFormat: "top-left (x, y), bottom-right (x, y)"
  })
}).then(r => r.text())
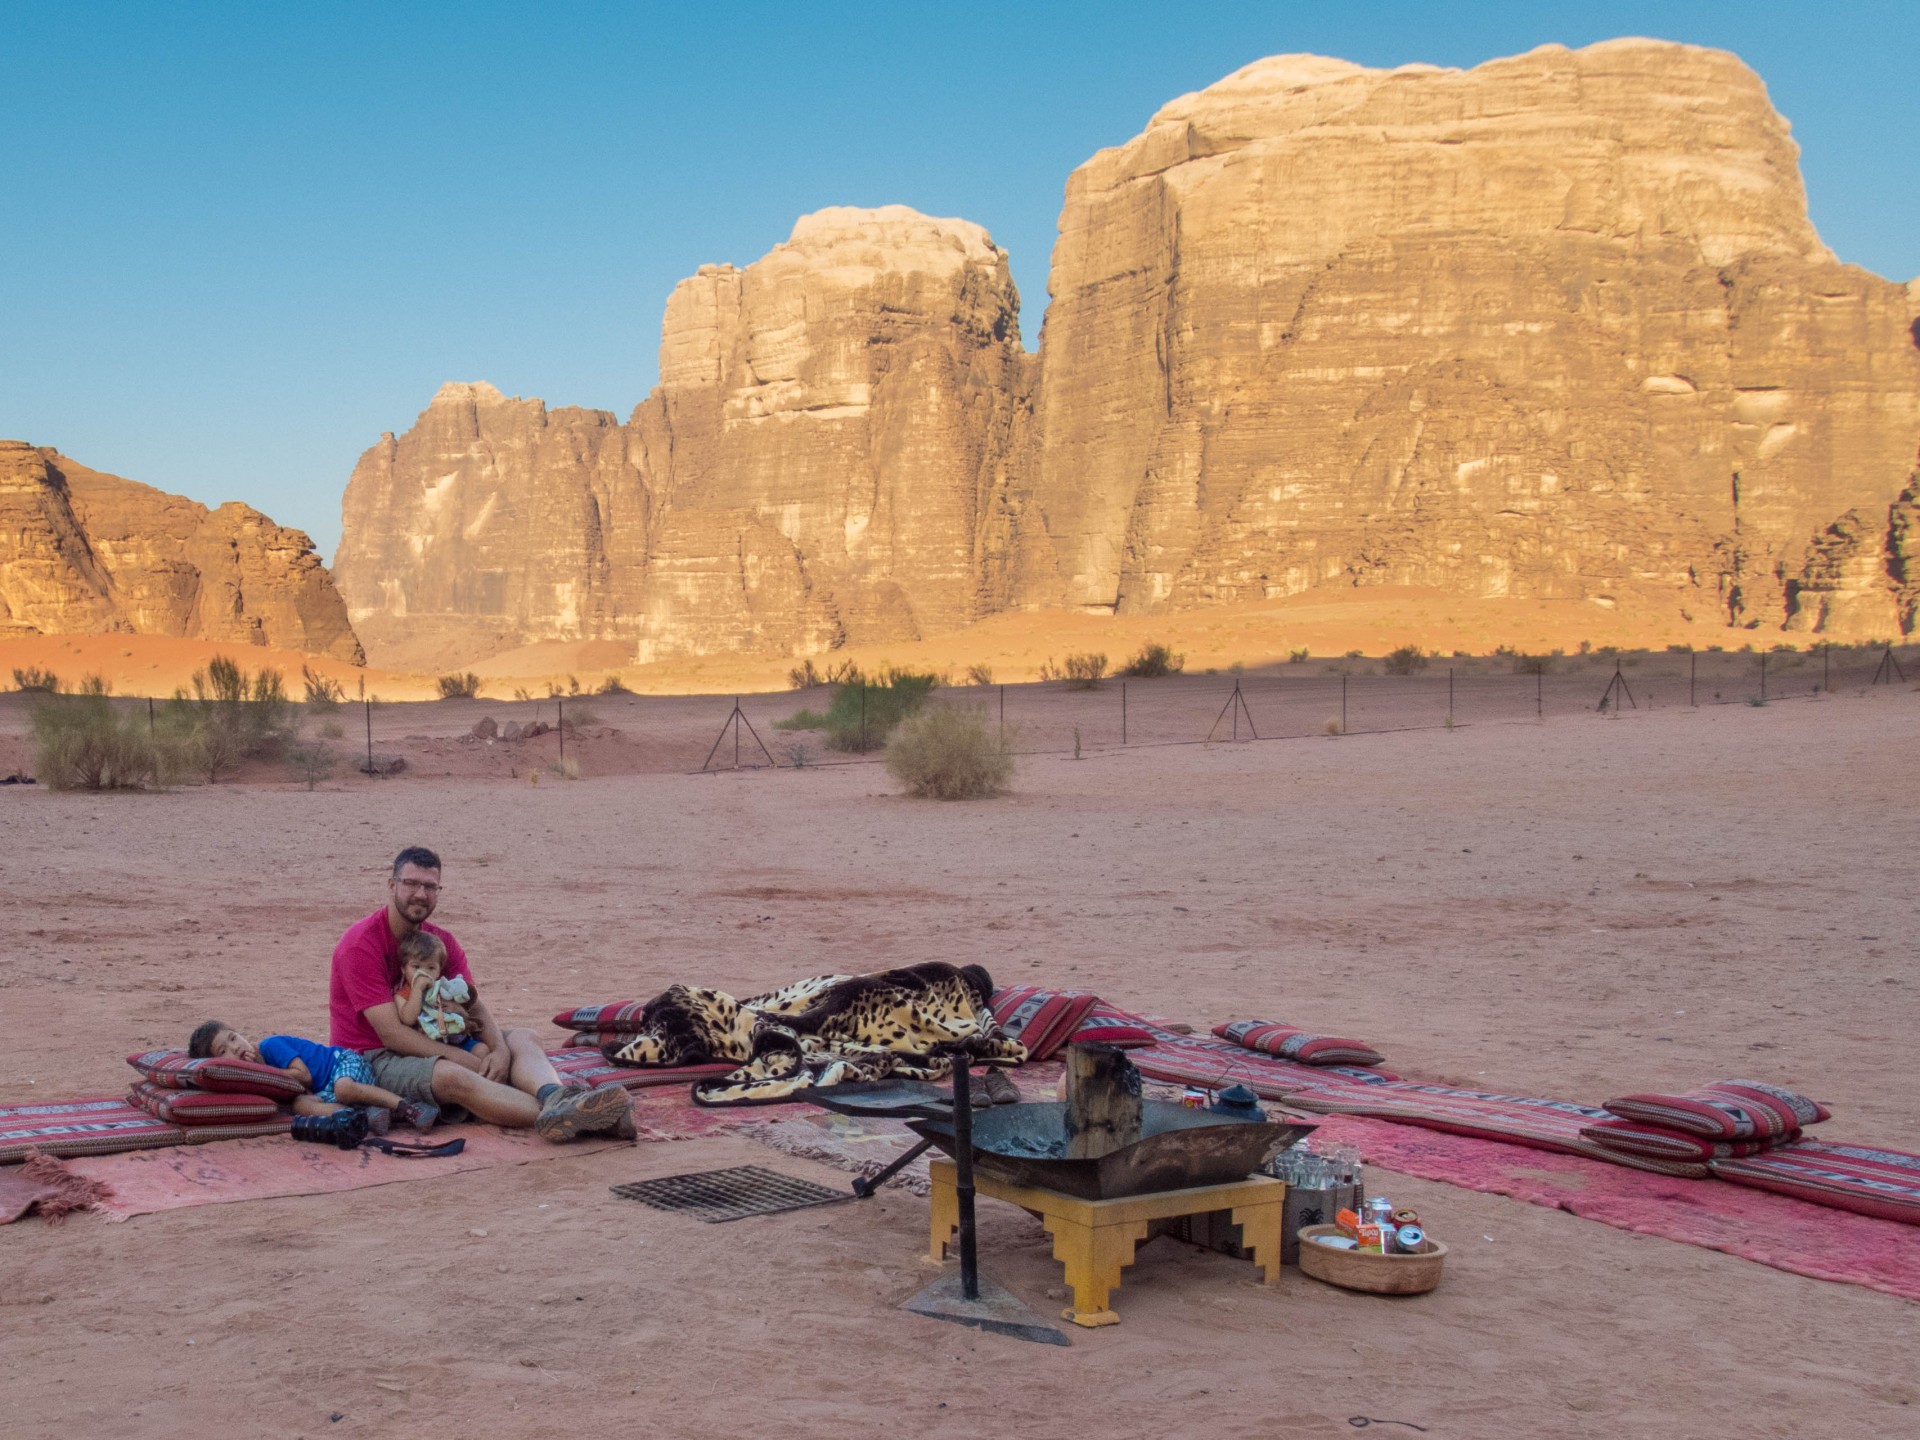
top-left (330, 846), bottom-right (632, 1140)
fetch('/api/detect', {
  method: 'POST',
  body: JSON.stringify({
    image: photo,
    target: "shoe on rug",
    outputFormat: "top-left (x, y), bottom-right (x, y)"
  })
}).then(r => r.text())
top-left (357, 1106), bottom-right (392, 1137)
top-left (394, 1100), bottom-right (441, 1132)
top-left (981, 1068), bottom-right (1021, 1106)
top-left (536, 1082), bottom-right (633, 1142)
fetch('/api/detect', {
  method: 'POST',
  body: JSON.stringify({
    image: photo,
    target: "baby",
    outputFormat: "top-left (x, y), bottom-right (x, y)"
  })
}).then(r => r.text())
top-left (188, 1020), bottom-right (439, 1132)
top-left (394, 931), bottom-right (489, 1060)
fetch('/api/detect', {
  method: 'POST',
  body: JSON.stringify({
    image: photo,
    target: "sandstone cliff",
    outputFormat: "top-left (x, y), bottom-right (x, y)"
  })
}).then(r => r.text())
top-left (333, 383), bottom-right (652, 671)
top-left (333, 40), bottom-right (1920, 666)
top-left (0, 442), bottom-right (363, 661)
top-left (1024, 39), bottom-right (1920, 639)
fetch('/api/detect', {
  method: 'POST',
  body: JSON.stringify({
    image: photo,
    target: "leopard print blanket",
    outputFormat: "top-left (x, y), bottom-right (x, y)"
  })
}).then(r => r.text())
top-left (605, 962), bottom-right (1026, 1105)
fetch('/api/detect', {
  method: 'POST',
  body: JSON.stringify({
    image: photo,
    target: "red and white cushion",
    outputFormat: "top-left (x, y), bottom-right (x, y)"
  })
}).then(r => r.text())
top-left (127, 1049), bottom-right (308, 1103)
top-left (1580, 1118), bottom-right (1785, 1163)
top-left (1213, 1019), bottom-right (1385, 1068)
top-left (986, 985), bottom-right (1098, 1061)
top-left (126, 1081), bottom-right (282, 1127)
top-left (1602, 1081), bottom-right (1829, 1141)
top-left (1711, 1139), bottom-right (1920, 1226)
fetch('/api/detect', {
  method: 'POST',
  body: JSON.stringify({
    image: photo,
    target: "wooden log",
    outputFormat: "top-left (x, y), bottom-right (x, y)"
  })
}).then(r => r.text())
top-left (1063, 1042), bottom-right (1143, 1160)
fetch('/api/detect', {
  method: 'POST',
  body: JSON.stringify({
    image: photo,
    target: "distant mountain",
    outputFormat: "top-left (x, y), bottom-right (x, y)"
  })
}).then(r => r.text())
top-left (336, 40), bottom-right (1920, 668)
top-left (0, 440), bottom-right (363, 662)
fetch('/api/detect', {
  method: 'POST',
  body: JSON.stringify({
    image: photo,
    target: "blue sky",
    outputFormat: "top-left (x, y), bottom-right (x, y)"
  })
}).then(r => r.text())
top-left (3, 2), bottom-right (1915, 558)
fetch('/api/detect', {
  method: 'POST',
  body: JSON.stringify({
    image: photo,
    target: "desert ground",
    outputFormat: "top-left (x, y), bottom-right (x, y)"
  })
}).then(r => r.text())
top-left (2, 672), bottom-right (1917, 1439)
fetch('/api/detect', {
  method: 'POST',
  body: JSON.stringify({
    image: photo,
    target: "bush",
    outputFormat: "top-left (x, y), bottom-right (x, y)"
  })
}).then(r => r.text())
top-left (29, 680), bottom-right (172, 790)
top-left (1118, 642), bottom-right (1183, 679)
top-left (1045, 653), bottom-right (1107, 689)
top-left (558, 703), bottom-right (601, 731)
top-left (12, 666), bottom-right (59, 693)
top-left (1510, 652), bottom-right (1553, 675)
top-left (788, 659), bottom-right (824, 689)
top-left (885, 704), bottom-right (1014, 799)
top-left (436, 673), bottom-right (481, 699)
top-left (823, 667), bottom-right (938, 752)
top-left (176, 656), bottom-right (294, 781)
top-left (1288, 648), bottom-right (1310, 664)
top-left (965, 663), bottom-right (994, 687)
top-left (302, 665), bottom-right (344, 709)
top-left (774, 709), bottom-right (827, 731)
top-left (284, 741), bottom-right (336, 790)
top-left (1383, 645), bottom-right (1429, 676)
top-left (598, 674), bottom-right (631, 695)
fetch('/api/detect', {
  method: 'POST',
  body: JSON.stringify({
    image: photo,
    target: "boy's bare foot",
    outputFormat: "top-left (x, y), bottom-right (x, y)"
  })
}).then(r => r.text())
top-left (394, 1100), bottom-right (440, 1132)
top-left (535, 1082), bottom-right (633, 1142)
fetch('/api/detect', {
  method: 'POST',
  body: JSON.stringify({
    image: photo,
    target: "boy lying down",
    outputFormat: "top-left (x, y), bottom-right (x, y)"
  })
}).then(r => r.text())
top-left (189, 1020), bottom-right (440, 1134)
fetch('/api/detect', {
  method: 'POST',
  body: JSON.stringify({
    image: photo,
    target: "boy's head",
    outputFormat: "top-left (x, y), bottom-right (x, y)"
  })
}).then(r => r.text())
top-left (187, 1020), bottom-right (261, 1064)
top-left (398, 929), bottom-right (447, 977)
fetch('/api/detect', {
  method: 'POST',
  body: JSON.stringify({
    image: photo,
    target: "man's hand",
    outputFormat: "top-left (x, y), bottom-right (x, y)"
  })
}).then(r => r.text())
top-left (476, 1045), bottom-right (511, 1083)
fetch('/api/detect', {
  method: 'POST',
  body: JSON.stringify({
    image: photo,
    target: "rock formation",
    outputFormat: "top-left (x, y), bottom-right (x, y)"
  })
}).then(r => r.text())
top-left (333, 383), bottom-right (651, 671)
top-left (334, 40), bottom-right (1920, 666)
top-left (1025, 39), bottom-right (1920, 639)
top-left (0, 441), bottom-right (362, 661)
top-left (628, 206), bottom-right (1038, 660)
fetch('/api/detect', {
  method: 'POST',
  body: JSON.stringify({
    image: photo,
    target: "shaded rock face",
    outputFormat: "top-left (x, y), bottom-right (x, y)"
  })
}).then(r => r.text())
top-left (333, 383), bottom-right (653, 671)
top-left (0, 441), bottom-right (362, 660)
top-left (633, 207), bottom-right (1037, 659)
top-left (1025, 40), bottom-right (1920, 636)
top-left (335, 41), bottom-right (1920, 665)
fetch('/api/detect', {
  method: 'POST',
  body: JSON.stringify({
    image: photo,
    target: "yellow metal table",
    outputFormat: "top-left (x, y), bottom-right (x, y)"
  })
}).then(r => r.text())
top-left (927, 1157), bottom-right (1286, 1327)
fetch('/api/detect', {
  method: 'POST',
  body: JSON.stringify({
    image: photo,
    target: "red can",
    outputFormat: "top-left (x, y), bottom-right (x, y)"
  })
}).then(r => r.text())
top-left (1181, 1086), bottom-right (1210, 1109)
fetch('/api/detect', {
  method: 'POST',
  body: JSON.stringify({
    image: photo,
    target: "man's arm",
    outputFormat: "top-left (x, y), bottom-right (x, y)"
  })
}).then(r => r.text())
top-left (461, 991), bottom-right (513, 1082)
top-left (363, 1000), bottom-right (483, 1071)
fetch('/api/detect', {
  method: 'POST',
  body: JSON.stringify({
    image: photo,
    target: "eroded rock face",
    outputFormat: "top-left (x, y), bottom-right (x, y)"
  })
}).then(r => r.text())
top-left (334, 41), bottom-right (1920, 665)
top-left (1023, 39), bottom-right (1920, 634)
top-left (632, 206), bottom-right (1037, 659)
top-left (332, 382), bottom-right (653, 670)
top-left (0, 441), bottom-right (362, 660)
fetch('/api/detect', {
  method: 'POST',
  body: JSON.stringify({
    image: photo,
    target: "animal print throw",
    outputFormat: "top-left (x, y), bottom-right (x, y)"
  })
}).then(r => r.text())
top-left (606, 963), bottom-right (1026, 1105)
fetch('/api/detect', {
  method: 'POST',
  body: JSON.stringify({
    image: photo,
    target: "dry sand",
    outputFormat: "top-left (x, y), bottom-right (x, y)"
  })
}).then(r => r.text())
top-left (2, 682), bottom-right (1917, 1438)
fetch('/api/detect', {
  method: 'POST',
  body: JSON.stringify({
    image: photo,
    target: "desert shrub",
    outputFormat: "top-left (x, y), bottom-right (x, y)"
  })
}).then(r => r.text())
top-left (558, 703), bottom-right (601, 731)
top-left (789, 658), bottom-right (823, 688)
top-left (774, 708), bottom-right (827, 731)
top-left (302, 665), bottom-right (344, 709)
top-left (513, 687), bottom-right (532, 702)
top-left (1667, 644), bottom-right (1693, 654)
top-left (284, 741), bottom-right (336, 790)
top-left (1060, 653), bottom-right (1108, 689)
top-left (1344, 649), bottom-right (1364, 660)
top-left (1324, 716), bottom-right (1343, 736)
top-left (29, 681), bottom-right (163, 790)
top-left (1510, 652), bottom-right (1553, 675)
top-left (176, 656), bottom-right (294, 781)
top-left (1383, 645), bottom-right (1429, 676)
top-left (552, 756), bottom-right (581, 780)
top-left (318, 718), bottom-right (345, 740)
top-left (885, 704), bottom-right (1014, 800)
top-left (965, 663), bottom-right (994, 687)
top-left (782, 739), bottom-right (813, 768)
top-left (1288, 648), bottom-right (1310, 664)
top-left (1118, 642), bottom-right (1183, 679)
top-left (12, 666), bottom-right (60, 693)
top-left (823, 667), bottom-right (938, 752)
top-left (598, 674), bottom-right (631, 695)
top-left (436, 672), bottom-right (481, 699)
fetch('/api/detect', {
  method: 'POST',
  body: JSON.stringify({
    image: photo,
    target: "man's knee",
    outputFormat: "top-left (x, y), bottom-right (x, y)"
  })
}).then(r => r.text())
top-left (503, 1026), bottom-right (539, 1050)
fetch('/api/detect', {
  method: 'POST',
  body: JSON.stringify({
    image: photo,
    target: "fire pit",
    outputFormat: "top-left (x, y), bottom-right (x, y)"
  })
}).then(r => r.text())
top-left (907, 1100), bottom-right (1312, 1201)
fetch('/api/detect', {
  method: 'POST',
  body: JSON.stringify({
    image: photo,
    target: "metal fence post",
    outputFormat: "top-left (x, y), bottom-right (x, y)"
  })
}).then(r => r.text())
top-left (1535, 668), bottom-right (1542, 720)
top-left (1121, 681), bottom-right (1127, 745)
top-left (1690, 650), bottom-right (1697, 707)
top-left (1341, 674), bottom-right (1348, 735)
top-left (1448, 667), bottom-right (1454, 726)
top-left (998, 684), bottom-right (1004, 737)
top-left (1760, 652), bottom-right (1767, 701)
top-left (559, 698), bottom-right (566, 763)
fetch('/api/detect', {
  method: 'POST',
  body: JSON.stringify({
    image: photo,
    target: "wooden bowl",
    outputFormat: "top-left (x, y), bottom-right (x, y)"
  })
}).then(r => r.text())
top-left (1295, 1224), bottom-right (1448, 1295)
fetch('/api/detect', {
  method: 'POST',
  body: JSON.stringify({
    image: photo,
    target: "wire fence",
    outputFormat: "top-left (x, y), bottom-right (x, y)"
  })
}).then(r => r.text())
top-left (703, 644), bottom-right (1919, 772)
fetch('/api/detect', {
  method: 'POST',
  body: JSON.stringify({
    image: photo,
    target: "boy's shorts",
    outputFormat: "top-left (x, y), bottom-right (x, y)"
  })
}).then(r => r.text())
top-left (316, 1047), bottom-right (376, 1104)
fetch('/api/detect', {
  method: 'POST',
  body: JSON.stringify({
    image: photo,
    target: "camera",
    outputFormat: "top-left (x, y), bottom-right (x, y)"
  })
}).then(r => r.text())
top-left (291, 1108), bottom-right (370, 1149)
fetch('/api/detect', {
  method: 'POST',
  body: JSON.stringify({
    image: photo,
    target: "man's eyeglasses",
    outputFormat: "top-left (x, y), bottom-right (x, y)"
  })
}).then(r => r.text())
top-left (395, 880), bottom-right (441, 895)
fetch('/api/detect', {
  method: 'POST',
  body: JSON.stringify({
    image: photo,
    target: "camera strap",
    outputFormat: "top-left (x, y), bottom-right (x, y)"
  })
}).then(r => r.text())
top-left (361, 1136), bottom-right (466, 1159)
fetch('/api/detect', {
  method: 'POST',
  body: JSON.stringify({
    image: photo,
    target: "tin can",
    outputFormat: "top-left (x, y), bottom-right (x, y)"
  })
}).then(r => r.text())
top-left (1181, 1085), bottom-right (1210, 1109)
top-left (1392, 1224), bottom-right (1426, 1254)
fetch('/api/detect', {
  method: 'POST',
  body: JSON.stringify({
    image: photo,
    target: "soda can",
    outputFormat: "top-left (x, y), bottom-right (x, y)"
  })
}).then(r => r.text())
top-left (1181, 1086), bottom-right (1210, 1109)
top-left (1392, 1224), bottom-right (1426, 1254)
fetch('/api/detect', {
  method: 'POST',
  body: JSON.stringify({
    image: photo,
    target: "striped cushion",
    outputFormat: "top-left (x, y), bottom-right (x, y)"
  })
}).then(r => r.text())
top-left (1712, 1140), bottom-right (1920, 1226)
top-left (1, 1097), bottom-right (188, 1163)
top-left (1581, 1118), bottom-right (1785, 1163)
top-left (126, 1081), bottom-right (282, 1127)
top-left (986, 985), bottom-right (1098, 1061)
top-left (1603, 1081), bottom-right (1829, 1141)
top-left (1068, 1001), bottom-right (1155, 1049)
top-left (127, 1049), bottom-right (308, 1103)
top-left (1214, 1019), bottom-right (1385, 1067)
top-left (550, 1001), bottom-right (650, 1035)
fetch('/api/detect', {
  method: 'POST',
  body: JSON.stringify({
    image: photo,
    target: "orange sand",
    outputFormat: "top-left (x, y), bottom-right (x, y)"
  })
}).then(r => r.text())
top-left (2, 675), bottom-right (1917, 1437)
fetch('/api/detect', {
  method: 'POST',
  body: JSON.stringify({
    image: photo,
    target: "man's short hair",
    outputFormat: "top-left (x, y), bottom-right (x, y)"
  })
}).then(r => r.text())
top-left (392, 846), bottom-right (442, 878)
top-left (188, 1019), bottom-right (227, 1060)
